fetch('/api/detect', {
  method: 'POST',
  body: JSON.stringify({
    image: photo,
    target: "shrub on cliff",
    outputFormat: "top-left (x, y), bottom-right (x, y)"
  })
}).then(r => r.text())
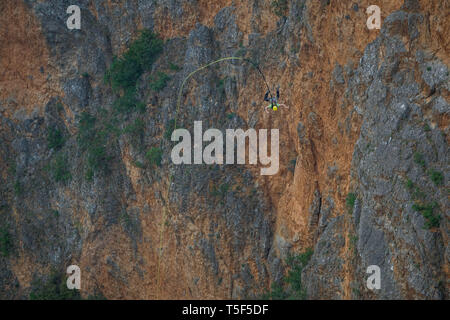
top-left (0, 228), bottom-right (12, 257)
top-left (77, 112), bottom-right (110, 175)
top-left (146, 147), bottom-right (163, 167)
top-left (29, 271), bottom-right (80, 300)
top-left (124, 118), bottom-right (145, 147)
top-left (149, 71), bottom-right (170, 92)
top-left (105, 30), bottom-right (163, 91)
top-left (284, 248), bottom-right (313, 299)
top-left (51, 153), bottom-right (71, 183)
top-left (47, 127), bottom-right (65, 150)
top-left (105, 30), bottom-right (163, 114)
top-left (428, 169), bottom-right (443, 186)
top-left (346, 192), bottom-right (357, 214)
top-left (77, 112), bottom-right (96, 150)
top-left (261, 248), bottom-right (313, 300)
top-left (412, 202), bottom-right (440, 229)
top-left (113, 88), bottom-right (140, 113)
top-left (413, 152), bottom-right (426, 169)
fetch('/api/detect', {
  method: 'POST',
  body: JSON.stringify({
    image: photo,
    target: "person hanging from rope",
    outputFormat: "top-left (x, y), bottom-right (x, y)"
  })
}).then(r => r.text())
top-left (264, 86), bottom-right (289, 113)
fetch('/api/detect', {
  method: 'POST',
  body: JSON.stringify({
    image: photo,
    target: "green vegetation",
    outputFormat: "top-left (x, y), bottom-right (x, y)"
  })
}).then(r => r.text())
top-left (47, 127), bottom-right (65, 150)
top-left (113, 88), bottom-right (141, 113)
top-left (210, 183), bottom-right (230, 199)
top-left (216, 78), bottom-right (226, 92)
top-left (423, 123), bottom-right (431, 132)
top-left (413, 152), bottom-right (426, 169)
top-left (352, 286), bottom-right (361, 298)
top-left (346, 192), bottom-right (357, 214)
top-left (139, 102), bottom-right (148, 114)
top-left (284, 248), bottom-right (313, 299)
top-left (412, 202), bottom-right (440, 229)
top-left (149, 71), bottom-right (170, 92)
top-left (124, 118), bottom-right (145, 146)
top-left (14, 181), bottom-right (23, 196)
top-left (102, 115), bottom-right (121, 136)
top-left (85, 168), bottom-right (94, 182)
top-left (226, 112), bottom-right (236, 120)
top-left (349, 234), bottom-right (358, 255)
top-left (133, 160), bottom-right (145, 169)
top-left (51, 153), bottom-right (71, 183)
top-left (235, 48), bottom-right (246, 57)
top-left (262, 248), bottom-right (313, 300)
top-left (104, 30), bottom-right (163, 91)
top-left (428, 169), bottom-right (443, 186)
top-left (405, 179), bottom-right (414, 191)
top-left (271, 0), bottom-right (288, 17)
top-left (51, 210), bottom-right (60, 218)
top-left (405, 179), bottom-right (426, 200)
top-left (126, 118), bottom-right (146, 135)
top-left (86, 138), bottom-right (108, 172)
top-left (0, 227), bottom-right (12, 257)
top-left (263, 282), bottom-right (287, 300)
top-left (29, 271), bottom-right (81, 300)
top-left (46, 125), bottom-right (73, 184)
top-left (120, 211), bottom-right (132, 228)
top-left (406, 149), bottom-right (445, 229)
top-left (8, 160), bottom-right (16, 175)
top-left (169, 62), bottom-right (181, 71)
top-left (104, 30), bottom-right (163, 114)
top-left (87, 293), bottom-right (107, 300)
top-left (412, 186), bottom-right (426, 200)
top-left (77, 112), bottom-right (109, 175)
top-left (75, 31), bottom-right (166, 181)
top-left (77, 112), bottom-right (96, 149)
top-left (406, 179), bottom-right (441, 229)
top-left (146, 147), bottom-right (163, 167)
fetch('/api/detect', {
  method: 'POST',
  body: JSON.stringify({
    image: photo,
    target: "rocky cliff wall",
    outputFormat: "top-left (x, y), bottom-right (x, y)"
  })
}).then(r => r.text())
top-left (0, 0), bottom-right (448, 299)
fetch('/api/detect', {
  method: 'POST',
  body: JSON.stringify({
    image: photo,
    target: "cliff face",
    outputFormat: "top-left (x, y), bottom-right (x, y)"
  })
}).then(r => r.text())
top-left (0, 0), bottom-right (448, 299)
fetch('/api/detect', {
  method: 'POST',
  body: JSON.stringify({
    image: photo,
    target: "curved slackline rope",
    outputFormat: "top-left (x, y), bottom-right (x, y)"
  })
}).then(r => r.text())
top-left (156, 56), bottom-right (272, 299)
top-left (175, 56), bottom-right (273, 129)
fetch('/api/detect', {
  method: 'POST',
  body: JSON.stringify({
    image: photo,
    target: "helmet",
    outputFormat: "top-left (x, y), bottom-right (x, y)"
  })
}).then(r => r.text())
top-left (273, 106), bottom-right (278, 111)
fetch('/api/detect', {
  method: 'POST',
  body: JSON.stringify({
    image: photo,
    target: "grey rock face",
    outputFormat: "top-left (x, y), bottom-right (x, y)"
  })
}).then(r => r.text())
top-left (303, 215), bottom-right (346, 299)
top-left (349, 10), bottom-right (448, 299)
top-left (432, 96), bottom-right (449, 116)
top-left (303, 7), bottom-right (448, 300)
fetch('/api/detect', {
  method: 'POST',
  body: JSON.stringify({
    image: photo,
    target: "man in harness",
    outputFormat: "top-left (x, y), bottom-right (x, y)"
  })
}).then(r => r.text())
top-left (264, 87), bottom-right (289, 113)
